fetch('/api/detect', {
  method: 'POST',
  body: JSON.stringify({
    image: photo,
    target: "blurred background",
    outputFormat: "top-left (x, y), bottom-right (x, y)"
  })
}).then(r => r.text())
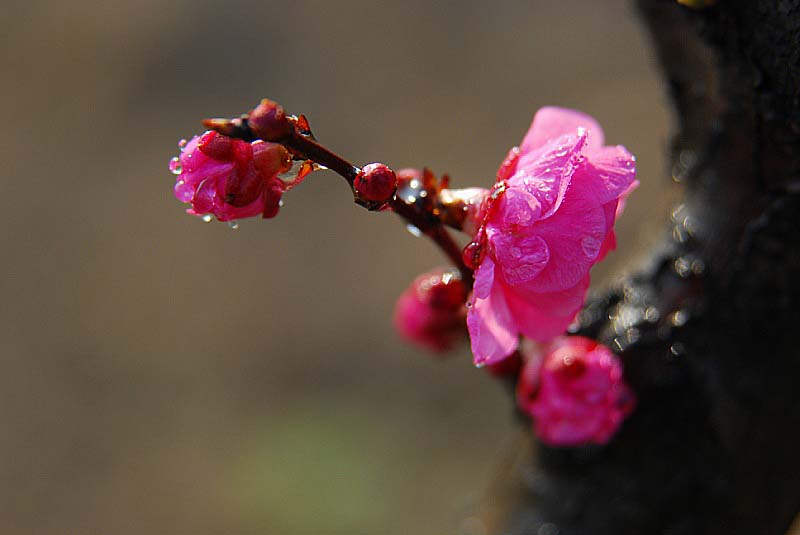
top-left (0, 1), bottom-right (672, 534)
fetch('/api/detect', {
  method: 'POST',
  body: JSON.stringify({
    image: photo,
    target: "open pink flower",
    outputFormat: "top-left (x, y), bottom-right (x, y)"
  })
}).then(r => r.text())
top-left (467, 107), bottom-right (638, 366)
top-left (394, 268), bottom-right (467, 353)
top-left (171, 131), bottom-right (296, 222)
top-left (516, 336), bottom-right (635, 447)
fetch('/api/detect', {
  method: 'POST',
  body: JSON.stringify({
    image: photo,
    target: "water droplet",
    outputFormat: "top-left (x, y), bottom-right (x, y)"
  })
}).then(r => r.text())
top-left (279, 160), bottom-right (306, 184)
top-left (626, 327), bottom-right (641, 344)
top-left (178, 138), bottom-right (187, 149)
top-left (674, 257), bottom-right (692, 278)
top-left (669, 342), bottom-right (686, 357)
top-left (670, 309), bottom-right (689, 327)
top-left (462, 241), bottom-right (484, 269)
top-left (670, 204), bottom-right (687, 223)
top-left (683, 215), bottom-right (699, 236)
top-left (406, 224), bottom-right (423, 238)
top-left (278, 199), bottom-right (285, 207)
top-left (227, 220), bottom-right (239, 230)
top-left (201, 214), bottom-right (213, 223)
top-left (672, 226), bottom-right (689, 243)
top-left (169, 157), bottom-right (182, 175)
top-left (644, 306), bottom-right (660, 322)
top-left (691, 258), bottom-right (706, 275)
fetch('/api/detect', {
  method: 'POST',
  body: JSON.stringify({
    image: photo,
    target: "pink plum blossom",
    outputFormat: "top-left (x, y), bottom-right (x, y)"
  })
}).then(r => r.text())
top-left (467, 107), bottom-right (638, 366)
top-left (516, 336), bottom-right (635, 447)
top-left (171, 131), bottom-right (298, 222)
top-left (394, 268), bottom-right (467, 353)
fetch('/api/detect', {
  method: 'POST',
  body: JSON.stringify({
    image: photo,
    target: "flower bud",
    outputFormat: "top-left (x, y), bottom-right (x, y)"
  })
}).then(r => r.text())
top-left (394, 268), bottom-right (467, 354)
top-left (248, 99), bottom-right (294, 142)
top-left (171, 131), bottom-right (296, 222)
top-left (354, 163), bottom-right (397, 204)
top-left (516, 336), bottom-right (635, 446)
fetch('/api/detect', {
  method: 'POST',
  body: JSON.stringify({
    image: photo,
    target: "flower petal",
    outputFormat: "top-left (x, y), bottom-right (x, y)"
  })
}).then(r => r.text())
top-left (522, 187), bottom-right (606, 292)
top-left (575, 145), bottom-right (637, 205)
top-left (191, 178), bottom-right (216, 214)
top-left (509, 131), bottom-right (587, 219)
top-left (596, 200), bottom-right (619, 262)
top-left (520, 106), bottom-right (605, 153)
top-left (511, 274), bottom-right (590, 317)
top-left (467, 258), bottom-right (519, 365)
top-left (503, 277), bottom-right (588, 341)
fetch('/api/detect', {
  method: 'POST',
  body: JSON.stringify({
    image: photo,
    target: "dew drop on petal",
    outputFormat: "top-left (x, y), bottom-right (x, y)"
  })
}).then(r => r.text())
top-left (227, 220), bottom-right (239, 230)
top-left (201, 214), bottom-right (213, 223)
top-left (178, 138), bottom-right (187, 149)
top-left (169, 156), bottom-right (183, 175)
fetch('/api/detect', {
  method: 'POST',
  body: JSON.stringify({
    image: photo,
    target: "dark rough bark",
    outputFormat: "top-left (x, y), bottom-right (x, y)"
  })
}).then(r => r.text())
top-left (477, 1), bottom-right (800, 533)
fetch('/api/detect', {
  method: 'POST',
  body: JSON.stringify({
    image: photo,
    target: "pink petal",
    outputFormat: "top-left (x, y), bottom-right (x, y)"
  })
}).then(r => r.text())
top-left (520, 107), bottom-right (605, 154)
top-left (596, 201), bottom-right (619, 262)
top-left (472, 253), bottom-right (496, 300)
top-left (215, 194), bottom-right (266, 222)
top-left (467, 258), bottom-right (519, 365)
top-left (509, 131), bottom-right (587, 219)
top-left (191, 179), bottom-right (216, 214)
top-left (597, 230), bottom-right (617, 262)
top-left (575, 145), bottom-right (637, 205)
top-left (511, 275), bottom-right (590, 317)
top-left (522, 187), bottom-right (606, 292)
top-left (503, 278), bottom-right (587, 341)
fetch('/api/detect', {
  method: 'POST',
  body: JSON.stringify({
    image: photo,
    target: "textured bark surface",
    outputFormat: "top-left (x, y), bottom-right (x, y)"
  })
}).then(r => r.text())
top-left (479, 1), bottom-right (800, 533)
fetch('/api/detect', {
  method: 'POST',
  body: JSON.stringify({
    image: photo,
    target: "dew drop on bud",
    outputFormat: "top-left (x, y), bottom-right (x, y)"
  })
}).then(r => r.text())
top-left (201, 214), bottom-right (213, 223)
top-left (169, 157), bottom-right (183, 175)
top-left (178, 139), bottom-right (187, 149)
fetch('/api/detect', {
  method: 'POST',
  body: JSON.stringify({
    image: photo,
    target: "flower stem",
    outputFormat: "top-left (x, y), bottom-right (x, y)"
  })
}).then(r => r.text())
top-left (204, 112), bottom-right (473, 286)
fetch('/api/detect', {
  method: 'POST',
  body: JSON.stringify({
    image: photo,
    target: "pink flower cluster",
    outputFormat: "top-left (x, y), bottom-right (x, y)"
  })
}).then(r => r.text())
top-left (467, 107), bottom-right (638, 366)
top-left (171, 131), bottom-right (296, 221)
top-left (516, 336), bottom-right (635, 446)
top-left (394, 107), bottom-right (637, 446)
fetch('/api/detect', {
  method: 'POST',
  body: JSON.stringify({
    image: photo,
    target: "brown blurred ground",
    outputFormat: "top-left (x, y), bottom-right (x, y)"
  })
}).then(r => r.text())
top-left (0, 1), bottom-right (672, 534)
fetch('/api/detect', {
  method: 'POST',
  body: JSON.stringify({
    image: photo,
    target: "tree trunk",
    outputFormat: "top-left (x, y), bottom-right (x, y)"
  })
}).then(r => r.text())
top-left (478, 1), bottom-right (800, 533)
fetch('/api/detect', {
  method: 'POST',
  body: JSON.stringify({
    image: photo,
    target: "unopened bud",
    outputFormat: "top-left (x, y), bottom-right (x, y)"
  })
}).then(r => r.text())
top-left (354, 163), bottom-right (397, 203)
top-left (248, 99), bottom-right (294, 141)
